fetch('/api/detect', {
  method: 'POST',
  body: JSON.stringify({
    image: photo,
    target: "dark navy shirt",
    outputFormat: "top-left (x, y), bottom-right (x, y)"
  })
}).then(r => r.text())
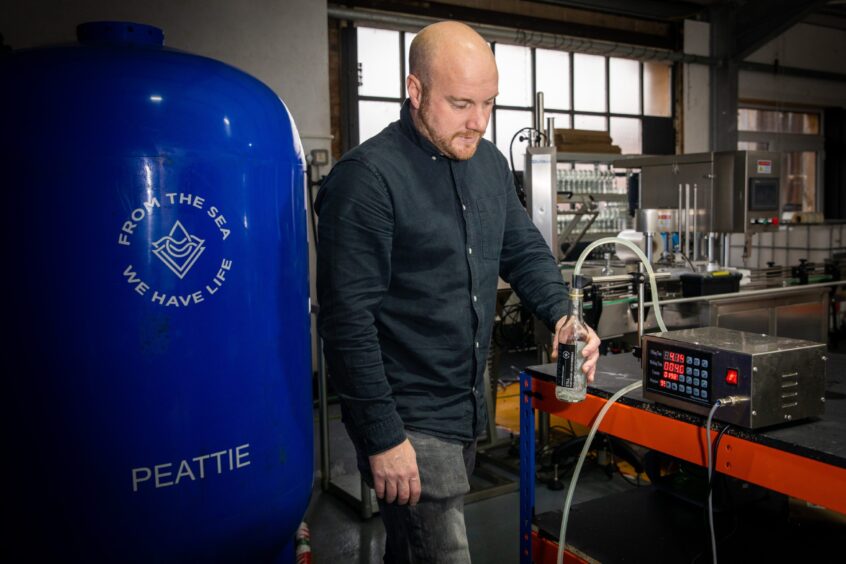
top-left (316, 101), bottom-right (569, 455)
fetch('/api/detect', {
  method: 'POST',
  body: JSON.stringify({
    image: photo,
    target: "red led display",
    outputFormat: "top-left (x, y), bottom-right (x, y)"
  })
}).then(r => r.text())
top-left (663, 351), bottom-right (686, 364)
top-left (663, 361), bottom-right (685, 374)
top-left (659, 349), bottom-right (687, 391)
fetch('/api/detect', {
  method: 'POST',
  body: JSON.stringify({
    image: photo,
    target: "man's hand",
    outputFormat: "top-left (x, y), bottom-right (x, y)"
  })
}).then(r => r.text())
top-left (368, 438), bottom-right (421, 506)
top-left (552, 317), bottom-right (601, 382)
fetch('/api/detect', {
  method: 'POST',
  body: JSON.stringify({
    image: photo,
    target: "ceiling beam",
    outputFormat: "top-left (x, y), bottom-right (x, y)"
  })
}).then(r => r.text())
top-left (532, 0), bottom-right (708, 21)
top-left (732, 0), bottom-right (830, 60)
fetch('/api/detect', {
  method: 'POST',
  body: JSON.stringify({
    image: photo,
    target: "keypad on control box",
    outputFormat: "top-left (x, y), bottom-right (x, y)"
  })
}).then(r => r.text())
top-left (654, 350), bottom-right (712, 404)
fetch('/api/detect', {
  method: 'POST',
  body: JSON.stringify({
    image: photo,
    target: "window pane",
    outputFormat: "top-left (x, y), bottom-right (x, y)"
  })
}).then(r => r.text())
top-left (359, 100), bottom-right (400, 143)
top-left (610, 117), bottom-right (642, 154)
top-left (573, 114), bottom-right (607, 131)
top-left (644, 62), bottom-right (671, 117)
top-left (738, 109), bottom-right (820, 134)
top-left (536, 49), bottom-right (570, 110)
top-left (484, 116), bottom-right (493, 142)
top-left (495, 109), bottom-right (533, 171)
top-left (784, 151), bottom-right (817, 212)
top-left (609, 58), bottom-right (640, 115)
top-left (738, 141), bottom-right (768, 150)
top-left (574, 54), bottom-right (606, 112)
top-left (403, 32), bottom-right (417, 97)
top-left (358, 27), bottom-right (400, 98)
top-left (495, 44), bottom-right (532, 106)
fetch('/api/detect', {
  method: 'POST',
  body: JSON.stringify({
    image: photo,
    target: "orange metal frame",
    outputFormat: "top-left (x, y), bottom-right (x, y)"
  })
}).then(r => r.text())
top-left (532, 378), bottom-right (846, 515)
top-left (531, 533), bottom-right (589, 564)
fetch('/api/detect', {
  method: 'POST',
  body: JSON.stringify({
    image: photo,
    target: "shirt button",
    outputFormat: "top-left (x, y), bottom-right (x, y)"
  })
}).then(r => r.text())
top-left (468, 247), bottom-right (473, 255)
top-left (472, 386), bottom-right (476, 393)
top-left (462, 204), bottom-right (467, 211)
top-left (473, 295), bottom-right (477, 302)
top-left (475, 341), bottom-right (479, 348)
top-left (431, 155), bottom-right (437, 161)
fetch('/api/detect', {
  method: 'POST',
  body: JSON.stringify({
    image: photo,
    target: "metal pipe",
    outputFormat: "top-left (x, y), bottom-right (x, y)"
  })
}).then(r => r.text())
top-left (645, 232), bottom-right (654, 264)
top-left (546, 116), bottom-right (555, 149)
top-left (327, 6), bottom-right (714, 65)
top-left (677, 184), bottom-right (683, 256)
top-left (592, 272), bottom-right (671, 284)
top-left (721, 233), bottom-right (730, 266)
top-left (535, 92), bottom-right (545, 147)
top-left (684, 183), bottom-right (690, 258)
top-left (707, 232), bottom-right (715, 264)
top-left (653, 280), bottom-right (845, 307)
top-left (637, 263), bottom-right (646, 339)
top-left (692, 183), bottom-right (699, 262)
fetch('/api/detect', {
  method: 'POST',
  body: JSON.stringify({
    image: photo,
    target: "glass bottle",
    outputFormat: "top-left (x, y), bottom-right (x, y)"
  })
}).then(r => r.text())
top-left (555, 276), bottom-right (590, 402)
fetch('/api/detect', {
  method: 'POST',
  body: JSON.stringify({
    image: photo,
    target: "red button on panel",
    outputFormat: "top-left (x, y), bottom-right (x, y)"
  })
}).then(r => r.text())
top-left (725, 368), bottom-right (739, 385)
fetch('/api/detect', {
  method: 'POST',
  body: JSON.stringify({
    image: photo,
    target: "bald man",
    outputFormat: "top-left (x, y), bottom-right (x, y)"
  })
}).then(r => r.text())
top-left (317, 21), bottom-right (600, 562)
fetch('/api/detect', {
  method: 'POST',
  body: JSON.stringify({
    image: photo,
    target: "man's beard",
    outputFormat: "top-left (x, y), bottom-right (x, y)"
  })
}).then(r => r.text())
top-left (417, 93), bottom-right (482, 161)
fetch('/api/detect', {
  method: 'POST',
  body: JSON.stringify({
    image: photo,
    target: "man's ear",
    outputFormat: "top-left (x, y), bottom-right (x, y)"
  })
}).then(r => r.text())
top-left (407, 74), bottom-right (423, 109)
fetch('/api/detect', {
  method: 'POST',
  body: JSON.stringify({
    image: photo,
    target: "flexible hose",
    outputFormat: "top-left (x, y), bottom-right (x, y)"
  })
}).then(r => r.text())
top-left (573, 237), bottom-right (669, 333)
top-left (556, 237), bottom-right (669, 564)
top-left (556, 380), bottom-right (643, 564)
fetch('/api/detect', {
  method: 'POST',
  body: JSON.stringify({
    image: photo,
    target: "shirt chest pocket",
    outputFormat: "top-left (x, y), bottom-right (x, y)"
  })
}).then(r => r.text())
top-left (475, 194), bottom-right (506, 260)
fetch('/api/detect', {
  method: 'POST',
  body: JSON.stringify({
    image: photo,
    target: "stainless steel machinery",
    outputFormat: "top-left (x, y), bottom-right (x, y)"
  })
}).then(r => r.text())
top-left (642, 327), bottom-right (826, 428)
top-left (621, 151), bottom-right (782, 266)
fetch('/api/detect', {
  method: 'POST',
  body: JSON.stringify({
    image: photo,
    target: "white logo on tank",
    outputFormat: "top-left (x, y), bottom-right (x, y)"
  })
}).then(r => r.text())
top-left (152, 220), bottom-right (206, 279)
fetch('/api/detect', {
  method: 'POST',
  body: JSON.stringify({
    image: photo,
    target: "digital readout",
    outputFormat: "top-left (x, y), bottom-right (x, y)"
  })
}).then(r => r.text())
top-left (663, 351), bottom-right (685, 363)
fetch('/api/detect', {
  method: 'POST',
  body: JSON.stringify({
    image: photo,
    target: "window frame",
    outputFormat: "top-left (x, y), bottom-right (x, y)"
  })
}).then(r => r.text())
top-left (737, 103), bottom-right (825, 213)
top-left (343, 24), bottom-right (676, 160)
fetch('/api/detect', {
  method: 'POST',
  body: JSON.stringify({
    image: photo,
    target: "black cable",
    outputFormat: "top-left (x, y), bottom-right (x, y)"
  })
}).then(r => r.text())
top-left (708, 424), bottom-right (732, 494)
top-left (679, 250), bottom-right (696, 271)
top-left (508, 126), bottom-right (545, 176)
top-left (606, 435), bottom-right (645, 488)
top-left (306, 166), bottom-right (321, 245)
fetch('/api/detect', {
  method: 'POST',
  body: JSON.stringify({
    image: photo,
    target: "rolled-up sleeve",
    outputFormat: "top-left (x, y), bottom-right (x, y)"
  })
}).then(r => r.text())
top-left (315, 160), bottom-right (406, 455)
top-left (498, 168), bottom-right (570, 331)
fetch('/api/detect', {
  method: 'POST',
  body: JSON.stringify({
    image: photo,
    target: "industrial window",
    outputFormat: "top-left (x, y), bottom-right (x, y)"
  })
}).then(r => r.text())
top-left (349, 26), bottom-right (673, 168)
top-left (738, 107), bottom-right (824, 213)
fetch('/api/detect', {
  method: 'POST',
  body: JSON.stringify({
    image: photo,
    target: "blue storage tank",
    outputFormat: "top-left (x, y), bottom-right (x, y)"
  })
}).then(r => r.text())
top-left (1, 21), bottom-right (312, 562)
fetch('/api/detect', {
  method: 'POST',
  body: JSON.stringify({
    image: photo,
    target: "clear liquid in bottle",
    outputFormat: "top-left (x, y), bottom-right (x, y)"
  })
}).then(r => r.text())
top-left (555, 285), bottom-right (589, 402)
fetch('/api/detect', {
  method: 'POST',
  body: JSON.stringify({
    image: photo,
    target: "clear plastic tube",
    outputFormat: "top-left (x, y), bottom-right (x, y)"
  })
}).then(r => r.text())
top-left (556, 237), bottom-right (669, 564)
top-left (573, 237), bottom-right (669, 333)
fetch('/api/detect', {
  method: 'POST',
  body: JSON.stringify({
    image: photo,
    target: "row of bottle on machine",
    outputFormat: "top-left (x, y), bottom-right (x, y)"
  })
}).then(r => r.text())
top-left (557, 209), bottom-right (629, 233)
top-left (557, 169), bottom-right (624, 195)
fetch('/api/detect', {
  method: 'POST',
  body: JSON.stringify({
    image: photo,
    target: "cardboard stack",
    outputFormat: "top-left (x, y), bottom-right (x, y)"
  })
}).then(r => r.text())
top-left (553, 128), bottom-right (621, 154)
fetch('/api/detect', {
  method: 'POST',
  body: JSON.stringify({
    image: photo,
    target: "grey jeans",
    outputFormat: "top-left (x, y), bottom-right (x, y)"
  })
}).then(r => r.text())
top-left (354, 429), bottom-right (477, 564)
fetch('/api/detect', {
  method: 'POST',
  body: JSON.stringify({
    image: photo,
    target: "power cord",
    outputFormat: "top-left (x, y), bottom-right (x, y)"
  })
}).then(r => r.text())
top-left (705, 396), bottom-right (748, 564)
top-left (508, 126), bottom-right (547, 178)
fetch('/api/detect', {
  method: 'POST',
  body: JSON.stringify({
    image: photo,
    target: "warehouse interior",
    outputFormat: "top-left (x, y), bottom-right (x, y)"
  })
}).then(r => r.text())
top-left (3, 0), bottom-right (845, 562)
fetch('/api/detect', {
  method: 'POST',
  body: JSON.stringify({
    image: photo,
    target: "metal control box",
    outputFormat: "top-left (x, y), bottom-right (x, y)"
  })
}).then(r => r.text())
top-left (642, 327), bottom-right (826, 428)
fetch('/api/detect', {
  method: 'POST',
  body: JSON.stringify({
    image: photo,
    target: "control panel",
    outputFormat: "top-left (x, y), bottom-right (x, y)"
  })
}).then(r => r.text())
top-left (645, 347), bottom-right (713, 405)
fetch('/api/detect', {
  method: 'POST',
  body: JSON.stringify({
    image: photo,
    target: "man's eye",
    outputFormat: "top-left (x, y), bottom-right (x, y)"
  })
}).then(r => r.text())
top-left (453, 102), bottom-right (469, 109)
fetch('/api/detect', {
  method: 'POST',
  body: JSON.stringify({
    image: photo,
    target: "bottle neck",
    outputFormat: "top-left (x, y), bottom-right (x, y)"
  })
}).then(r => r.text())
top-left (569, 290), bottom-right (583, 320)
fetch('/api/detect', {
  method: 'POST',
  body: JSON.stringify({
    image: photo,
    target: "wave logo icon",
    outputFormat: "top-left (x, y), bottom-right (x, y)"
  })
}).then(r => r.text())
top-left (152, 220), bottom-right (206, 279)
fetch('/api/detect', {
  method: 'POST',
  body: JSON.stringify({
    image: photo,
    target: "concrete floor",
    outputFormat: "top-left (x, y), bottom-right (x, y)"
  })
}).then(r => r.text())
top-left (303, 349), bottom-right (637, 563)
top-left (303, 409), bottom-right (636, 563)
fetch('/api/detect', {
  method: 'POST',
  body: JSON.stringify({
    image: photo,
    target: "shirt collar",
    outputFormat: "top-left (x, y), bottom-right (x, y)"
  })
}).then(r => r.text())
top-left (399, 99), bottom-right (448, 160)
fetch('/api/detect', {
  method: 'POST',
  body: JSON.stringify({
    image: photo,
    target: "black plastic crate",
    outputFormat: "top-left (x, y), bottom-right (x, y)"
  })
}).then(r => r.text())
top-left (679, 271), bottom-right (742, 297)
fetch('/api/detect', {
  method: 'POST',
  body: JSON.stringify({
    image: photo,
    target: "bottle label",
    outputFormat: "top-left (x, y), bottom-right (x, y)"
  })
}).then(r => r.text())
top-left (556, 343), bottom-right (576, 388)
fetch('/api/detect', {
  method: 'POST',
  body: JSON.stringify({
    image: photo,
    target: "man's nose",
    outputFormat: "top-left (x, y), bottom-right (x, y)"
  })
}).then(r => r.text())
top-left (466, 105), bottom-right (488, 133)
